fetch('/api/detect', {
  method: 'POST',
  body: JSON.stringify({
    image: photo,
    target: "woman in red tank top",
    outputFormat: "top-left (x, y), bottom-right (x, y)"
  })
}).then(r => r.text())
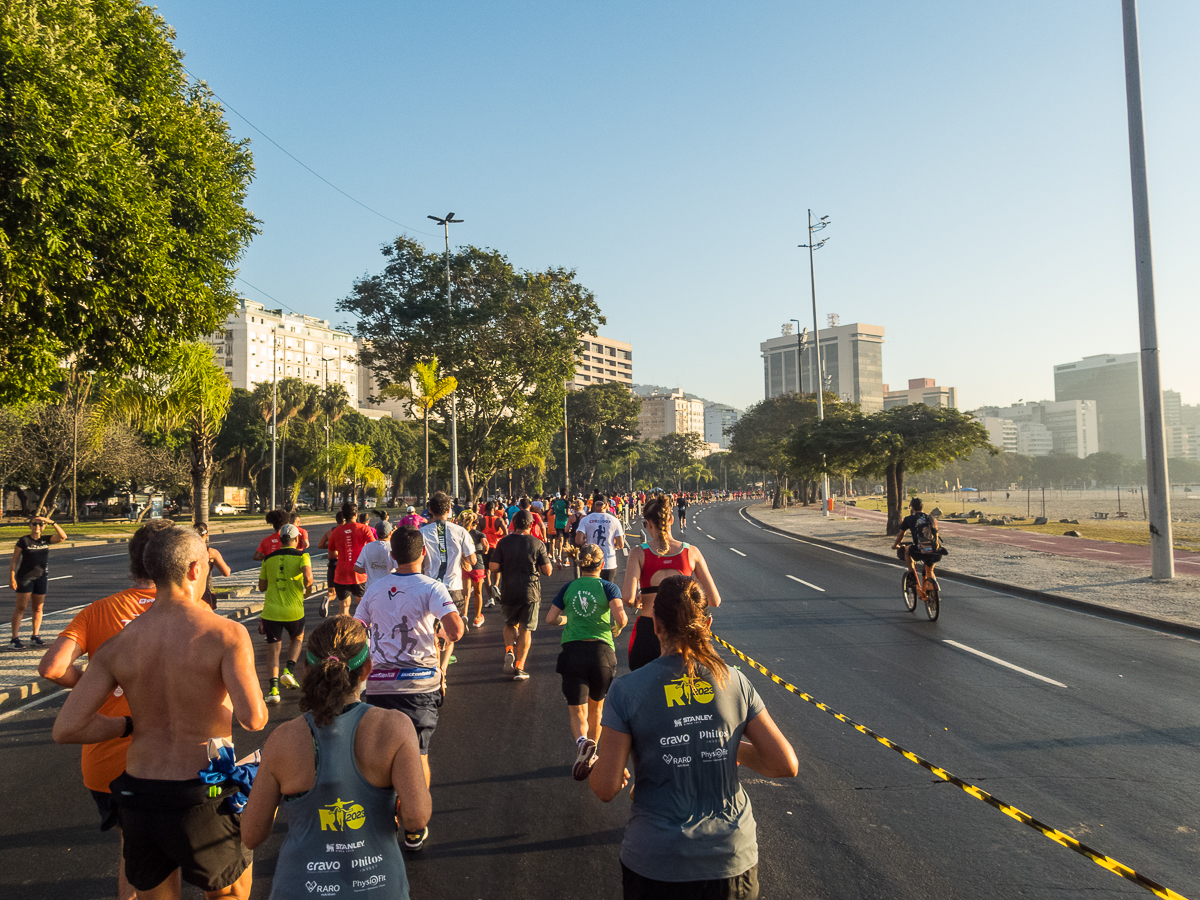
top-left (622, 497), bottom-right (721, 671)
top-left (481, 501), bottom-right (507, 606)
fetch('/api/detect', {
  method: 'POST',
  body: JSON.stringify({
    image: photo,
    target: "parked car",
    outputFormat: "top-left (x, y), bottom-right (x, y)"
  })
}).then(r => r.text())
top-left (211, 502), bottom-right (239, 516)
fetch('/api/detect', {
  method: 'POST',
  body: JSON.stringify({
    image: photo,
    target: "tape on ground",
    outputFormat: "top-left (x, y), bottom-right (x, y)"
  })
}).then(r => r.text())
top-left (712, 632), bottom-right (1188, 900)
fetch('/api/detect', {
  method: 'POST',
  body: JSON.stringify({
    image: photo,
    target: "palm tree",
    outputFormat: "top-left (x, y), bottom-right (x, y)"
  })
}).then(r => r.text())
top-left (101, 343), bottom-right (232, 526)
top-left (682, 462), bottom-right (715, 491)
top-left (380, 358), bottom-right (455, 505)
top-left (319, 383), bottom-right (352, 509)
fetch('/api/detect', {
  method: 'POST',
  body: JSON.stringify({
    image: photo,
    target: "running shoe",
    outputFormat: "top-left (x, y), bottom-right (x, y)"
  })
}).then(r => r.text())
top-left (30, 634), bottom-right (44, 647)
top-left (472, 615), bottom-right (485, 628)
top-left (280, 671), bottom-right (299, 689)
top-left (319, 596), bottom-right (330, 618)
top-left (503, 650), bottom-right (515, 675)
top-left (403, 826), bottom-right (429, 851)
top-left (572, 738), bottom-right (598, 781)
top-left (484, 597), bottom-right (496, 608)
top-left (265, 687), bottom-right (281, 704)
top-left (512, 668), bottom-right (530, 681)
top-left (9, 637), bottom-right (24, 651)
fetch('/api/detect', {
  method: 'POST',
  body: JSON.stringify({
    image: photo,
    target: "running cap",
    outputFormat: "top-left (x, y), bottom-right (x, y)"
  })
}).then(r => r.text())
top-left (280, 524), bottom-right (300, 540)
top-left (407, 505), bottom-right (415, 513)
top-left (512, 510), bottom-right (533, 528)
top-left (377, 520), bottom-right (394, 537)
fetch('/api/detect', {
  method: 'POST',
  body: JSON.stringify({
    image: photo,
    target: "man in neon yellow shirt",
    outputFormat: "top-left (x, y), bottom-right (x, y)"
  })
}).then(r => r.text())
top-left (257, 523), bottom-right (313, 705)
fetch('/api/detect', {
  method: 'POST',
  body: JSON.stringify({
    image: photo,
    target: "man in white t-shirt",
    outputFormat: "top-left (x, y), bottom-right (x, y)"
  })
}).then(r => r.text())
top-left (419, 491), bottom-right (476, 669)
top-left (356, 525), bottom-right (463, 801)
top-left (575, 497), bottom-right (626, 583)
top-left (354, 520), bottom-right (396, 587)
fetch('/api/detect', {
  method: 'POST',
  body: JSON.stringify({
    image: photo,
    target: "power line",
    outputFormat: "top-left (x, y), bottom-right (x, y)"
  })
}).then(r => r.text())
top-left (183, 66), bottom-right (440, 239)
top-left (236, 276), bottom-right (304, 316)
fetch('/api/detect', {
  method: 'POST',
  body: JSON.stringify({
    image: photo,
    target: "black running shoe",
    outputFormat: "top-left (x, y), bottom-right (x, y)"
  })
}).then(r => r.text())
top-left (10, 637), bottom-right (24, 651)
top-left (403, 826), bottom-right (428, 851)
top-left (30, 634), bottom-right (44, 647)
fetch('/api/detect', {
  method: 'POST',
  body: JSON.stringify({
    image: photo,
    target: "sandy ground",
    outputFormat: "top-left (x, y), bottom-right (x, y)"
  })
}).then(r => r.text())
top-left (749, 502), bottom-right (1200, 630)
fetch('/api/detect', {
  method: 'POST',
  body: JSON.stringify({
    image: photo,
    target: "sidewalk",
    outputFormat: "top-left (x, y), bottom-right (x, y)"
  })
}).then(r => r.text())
top-left (747, 502), bottom-right (1200, 631)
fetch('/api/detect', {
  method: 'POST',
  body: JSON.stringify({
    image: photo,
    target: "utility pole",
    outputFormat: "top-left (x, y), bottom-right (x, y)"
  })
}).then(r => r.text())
top-left (428, 213), bottom-right (463, 502)
top-left (1121, 0), bottom-right (1173, 579)
top-left (800, 210), bottom-right (831, 516)
top-left (270, 327), bottom-right (278, 512)
top-left (563, 392), bottom-right (570, 497)
top-left (322, 356), bottom-right (336, 510)
top-left (790, 320), bottom-right (807, 394)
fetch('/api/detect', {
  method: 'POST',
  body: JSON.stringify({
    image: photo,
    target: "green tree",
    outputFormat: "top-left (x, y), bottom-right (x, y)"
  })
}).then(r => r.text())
top-left (380, 358), bottom-right (456, 504)
top-left (656, 432), bottom-right (707, 491)
top-left (345, 236), bottom-right (604, 501)
top-left (562, 383), bottom-right (642, 495)
top-left (0, 0), bottom-right (258, 404)
top-left (100, 342), bottom-right (232, 525)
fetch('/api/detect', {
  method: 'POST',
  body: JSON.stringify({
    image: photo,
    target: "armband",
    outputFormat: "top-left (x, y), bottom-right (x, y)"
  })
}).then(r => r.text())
top-left (121, 716), bottom-right (133, 738)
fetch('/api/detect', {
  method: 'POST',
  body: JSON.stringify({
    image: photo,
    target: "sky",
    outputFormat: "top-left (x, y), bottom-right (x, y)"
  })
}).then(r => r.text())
top-left (154, 0), bottom-right (1200, 413)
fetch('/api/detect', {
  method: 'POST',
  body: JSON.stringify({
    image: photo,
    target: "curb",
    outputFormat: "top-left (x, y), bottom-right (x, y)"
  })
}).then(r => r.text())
top-left (743, 508), bottom-right (1200, 642)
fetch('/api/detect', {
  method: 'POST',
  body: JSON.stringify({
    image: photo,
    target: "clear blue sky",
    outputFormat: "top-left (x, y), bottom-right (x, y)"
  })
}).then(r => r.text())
top-left (156, 0), bottom-right (1199, 413)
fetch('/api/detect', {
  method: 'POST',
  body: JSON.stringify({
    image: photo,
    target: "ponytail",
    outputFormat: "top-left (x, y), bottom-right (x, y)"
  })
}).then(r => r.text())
top-left (299, 616), bottom-right (370, 727)
top-left (642, 497), bottom-right (672, 535)
top-left (653, 576), bottom-right (727, 688)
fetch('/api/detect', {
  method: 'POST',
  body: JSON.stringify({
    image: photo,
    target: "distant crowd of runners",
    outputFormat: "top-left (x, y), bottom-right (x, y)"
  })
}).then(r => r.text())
top-left (28, 482), bottom-right (789, 900)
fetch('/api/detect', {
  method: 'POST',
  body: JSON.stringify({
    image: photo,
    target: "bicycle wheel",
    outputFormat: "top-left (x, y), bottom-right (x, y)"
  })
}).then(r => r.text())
top-left (902, 572), bottom-right (918, 612)
top-left (924, 580), bottom-right (940, 621)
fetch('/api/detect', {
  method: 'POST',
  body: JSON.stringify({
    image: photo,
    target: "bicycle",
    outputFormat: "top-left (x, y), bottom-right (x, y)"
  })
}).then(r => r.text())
top-left (902, 557), bottom-right (940, 622)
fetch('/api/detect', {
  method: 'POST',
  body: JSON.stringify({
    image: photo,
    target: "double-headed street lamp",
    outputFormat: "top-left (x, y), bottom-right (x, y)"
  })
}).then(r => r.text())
top-left (799, 210), bottom-right (831, 516)
top-left (428, 212), bottom-right (463, 502)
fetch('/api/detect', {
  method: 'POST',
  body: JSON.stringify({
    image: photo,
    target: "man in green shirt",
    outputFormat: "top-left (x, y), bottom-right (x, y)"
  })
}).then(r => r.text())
top-left (257, 523), bottom-right (313, 705)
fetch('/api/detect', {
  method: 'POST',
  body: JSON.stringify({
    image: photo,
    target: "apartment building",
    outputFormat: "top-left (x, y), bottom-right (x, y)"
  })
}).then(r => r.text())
top-left (883, 378), bottom-right (958, 410)
top-left (704, 404), bottom-right (741, 450)
top-left (572, 334), bottom-right (633, 389)
top-left (1054, 353), bottom-right (1144, 459)
top-left (637, 389), bottom-right (705, 443)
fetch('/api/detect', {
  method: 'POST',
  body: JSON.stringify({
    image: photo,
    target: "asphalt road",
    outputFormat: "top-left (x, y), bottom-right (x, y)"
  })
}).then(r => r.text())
top-left (1, 504), bottom-right (1197, 899)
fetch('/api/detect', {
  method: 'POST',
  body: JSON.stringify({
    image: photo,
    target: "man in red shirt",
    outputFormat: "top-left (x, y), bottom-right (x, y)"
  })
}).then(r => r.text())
top-left (329, 501), bottom-right (375, 615)
top-left (37, 519), bottom-right (175, 900)
top-left (252, 509), bottom-right (288, 561)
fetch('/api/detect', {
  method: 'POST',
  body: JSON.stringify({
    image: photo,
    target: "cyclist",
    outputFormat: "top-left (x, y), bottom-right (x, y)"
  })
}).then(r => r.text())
top-left (891, 498), bottom-right (945, 592)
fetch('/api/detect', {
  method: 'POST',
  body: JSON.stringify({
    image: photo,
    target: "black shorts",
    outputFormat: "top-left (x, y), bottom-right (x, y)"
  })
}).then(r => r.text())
top-left (110, 773), bottom-right (252, 893)
top-left (327, 560), bottom-right (337, 585)
top-left (90, 789), bottom-right (119, 832)
top-left (366, 691), bottom-right (443, 755)
top-left (621, 861), bottom-right (758, 900)
top-left (502, 597), bottom-right (539, 630)
top-left (601, 567), bottom-right (617, 585)
top-left (14, 574), bottom-right (48, 595)
top-left (897, 547), bottom-right (945, 566)
top-left (334, 580), bottom-right (365, 601)
top-left (262, 617), bottom-right (304, 643)
top-left (627, 616), bottom-right (661, 671)
top-left (557, 640), bottom-right (618, 705)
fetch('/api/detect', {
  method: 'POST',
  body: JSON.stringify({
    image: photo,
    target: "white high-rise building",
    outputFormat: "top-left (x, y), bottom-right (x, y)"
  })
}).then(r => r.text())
top-left (978, 417), bottom-right (1018, 454)
top-left (760, 321), bottom-right (885, 411)
top-left (571, 334), bottom-right (633, 390)
top-left (704, 404), bottom-right (740, 450)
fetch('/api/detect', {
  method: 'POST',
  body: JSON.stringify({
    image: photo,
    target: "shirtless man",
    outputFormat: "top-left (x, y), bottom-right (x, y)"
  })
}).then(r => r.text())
top-left (53, 526), bottom-right (268, 900)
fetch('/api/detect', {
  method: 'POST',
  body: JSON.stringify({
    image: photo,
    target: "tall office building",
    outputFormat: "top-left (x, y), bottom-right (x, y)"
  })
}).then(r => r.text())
top-left (1054, 353), bottom-right (1144, 459)
top-left (637, 389), bottom-right (705, 443)
top-left (976, 399), bottom-right (1098, 459)
top-left (704, 404), bottom-right (740, 450)
top-left (978, 417), bottom-right (1018, 453)
top-left (571, 334), bottom-right (633, 390)
top-left (883, 378), bottom-right (958, 410)
top-left (760, 322), bottom-right (884, 411)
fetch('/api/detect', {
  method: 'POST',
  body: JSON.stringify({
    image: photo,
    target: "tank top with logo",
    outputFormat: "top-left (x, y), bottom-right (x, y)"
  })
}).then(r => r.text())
top-left (269, 703), bottom-right (410, 900)
top-left (638, 542), bottom-right (694, 596)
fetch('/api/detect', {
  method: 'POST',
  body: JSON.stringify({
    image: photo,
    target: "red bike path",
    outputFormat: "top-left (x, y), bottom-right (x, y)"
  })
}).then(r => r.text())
top-left (832, 504), bottom-right (1200, 573)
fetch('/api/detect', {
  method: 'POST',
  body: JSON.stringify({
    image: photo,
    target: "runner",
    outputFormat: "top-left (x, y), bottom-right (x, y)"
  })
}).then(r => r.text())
top-left (354, 526), bottom-right (463, 822)
top-left (258, 524), bottom-right (313, 705)
top-left (550, 492), bottom-right (570, 568)
top-left (252, 509), bottom-right (288, 561)
top-left (488, 511), bottom-right (552, 681)
top-left (38, 520), bottom-right (173, 900)
top-left (398, 505), bottom-right (426, 530)
top-left (564, 499), bottom-right (586, 565)
top-left (329, 502), bottom-right (376, 616)
top-left (52, 525), bottom-right (268, 900)
top-left (458, 510), bottom-right (489, 628)
top-left (316, 510), bottom-right (345, 618)
top-left (9, 513), bottom-right (67, 648)
top-left (355, 520), bottom-right (397, 587)
top-left (288, 512), bottom-right (310, 551)
top-left (193, 523), bottom-right (232, 610)
top-left (623, 496), bottom-right (722, 671)
top-left (574, 497), bottom-right (626, 584)
top-left (419, 492), bottom-right (477, 677)
top-left (241, 616), bottom-right (429, 896)
top-left (676, 494), bottom-right (689, 531)
top-left (590, 576), bottom-right (797, 898)
top-left (545, 543), bottom-right (627, 780)
top-left (480, 501), bottom-right (508, 608)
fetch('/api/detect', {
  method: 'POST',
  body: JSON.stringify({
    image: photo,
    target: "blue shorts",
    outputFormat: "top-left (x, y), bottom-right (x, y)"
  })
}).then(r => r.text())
top-left (15, 574), bottom-right (48, 595)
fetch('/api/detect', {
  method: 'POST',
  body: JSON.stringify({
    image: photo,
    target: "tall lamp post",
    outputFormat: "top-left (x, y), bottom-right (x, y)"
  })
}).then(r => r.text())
top-left (321, 355), bottom-right (337, 510)
top-left (270, 327), bottom-right (278, 512)
top-left (799, 210), bottom-right (831, 516)
top-left (428, 213), bottom-right (463, 502)
top-left (789, 320), bottom-right (808, 395)
top-left (1120, 0), bottom-right (1173, 580)
top-left (563, 392), bottom-right (570, 497)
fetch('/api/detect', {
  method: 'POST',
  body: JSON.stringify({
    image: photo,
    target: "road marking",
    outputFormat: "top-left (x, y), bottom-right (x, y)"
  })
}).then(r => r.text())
top-left (730, 548), bottom-right (747, 557)
top-left (1030, 540), bottom-right (1056, 545)
top-left (41, 603), bottom-right (89, 618)
top-left (738, 508), bottom-right (894, 566)
top-left (1080, 548), bottom-right (1120, 555)
top-left (240, 613), bottom-right (261, 624)
top-left (1176, 559), bottom-right (1200, 567)
top-left (787, 575), bottom-right (825, 592)
top-left (211, 540), bottom-right (233, 544)
top-left (75, 552), bottom-right (126, 561)
top-left (706, 534), bottom-right (715, 540)
top-left (943, 640), bottom-right (1067, 688)
top-left (0, 688), bottom-right (68, 722)
top-left (48, 575), bottom-right (73, 581)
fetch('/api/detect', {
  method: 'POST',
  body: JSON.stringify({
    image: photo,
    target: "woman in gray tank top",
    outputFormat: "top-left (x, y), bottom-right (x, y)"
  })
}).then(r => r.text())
top-left (241, 617), bottom-right (431, 898)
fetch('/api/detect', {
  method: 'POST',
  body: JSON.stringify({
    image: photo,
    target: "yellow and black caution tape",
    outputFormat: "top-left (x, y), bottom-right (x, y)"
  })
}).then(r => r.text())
top-left (712, 632), bottom-right (1189, 900)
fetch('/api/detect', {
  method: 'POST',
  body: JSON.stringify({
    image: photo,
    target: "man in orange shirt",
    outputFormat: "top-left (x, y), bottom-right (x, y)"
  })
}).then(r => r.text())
top-left (328, 501), bottom-right (376, 615)
top-left (38, 519), bottom-right (175, 900)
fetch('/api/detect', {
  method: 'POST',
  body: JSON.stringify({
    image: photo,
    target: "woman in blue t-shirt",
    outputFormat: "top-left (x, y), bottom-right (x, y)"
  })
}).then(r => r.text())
top-left (590, 577), bottom-right (798, 900)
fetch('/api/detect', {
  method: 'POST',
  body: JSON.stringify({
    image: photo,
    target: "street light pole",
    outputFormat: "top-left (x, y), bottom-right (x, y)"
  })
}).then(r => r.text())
top-left (800, 210), bottom-right (831, 516)
top-left (789, 319), bottom-right (807, 395)
top-left (428, 213), bottom-right (463, 502)
top-left (1120, 0), bottom-right (1173, 580)
top-left (270, 327), bottom-right (278, 512)
top-left (321, 355), bottom-right (337, 510)
top-left (563, 393), bottom-right (570, 497)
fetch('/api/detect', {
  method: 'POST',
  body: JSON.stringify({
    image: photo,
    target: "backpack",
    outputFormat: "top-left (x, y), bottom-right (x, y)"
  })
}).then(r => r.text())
top-left (913, 514), bottom-right (939, 554)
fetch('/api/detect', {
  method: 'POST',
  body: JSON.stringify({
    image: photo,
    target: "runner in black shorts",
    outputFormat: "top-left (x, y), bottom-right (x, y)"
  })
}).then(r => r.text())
top-left (9, 514), bottom-right (66, 649)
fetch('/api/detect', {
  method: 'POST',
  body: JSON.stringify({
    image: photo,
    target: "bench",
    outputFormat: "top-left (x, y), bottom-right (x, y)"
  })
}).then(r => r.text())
top-left (1114, 511), bottom-right (1129, 518)
top-left (1092, 512), bottom-right (1109, 520)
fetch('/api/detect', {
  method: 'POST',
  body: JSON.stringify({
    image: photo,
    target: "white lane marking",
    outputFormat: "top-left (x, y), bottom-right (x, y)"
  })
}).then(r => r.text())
top-left (787, 575), bottom-right (825, 592)
top-left (738, 508), bottom-right (894, 566)
top-left (1030, 540), bottom-right (1056, 545)
top-left (40, 603), bottom-right (89, 618)
top-left (240, 614), bottom-right (261, 624)
top-left (1080, 548), bottom-right (1120, 555)
top-left (943, 640), bottom-right (1068, 688)
top-left (48, 575), bottom-right (73, 581)
top-left (75, 553), bottom-right (126, 561)
top-left (730, 548), bottom-right (747, 557)
top-left (706, 534), bottom-right (716, 540)
top-left (0, 687), bottom-right (68, 722)
top-left (695, 527), bottom-right (702, 532)
top-left (1176, 560), bottom-right (1200, 567)
top-left (211, 540), bottom-right (233, 544)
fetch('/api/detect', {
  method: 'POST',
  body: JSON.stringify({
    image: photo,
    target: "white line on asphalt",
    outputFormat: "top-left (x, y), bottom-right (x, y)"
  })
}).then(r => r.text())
top-left (943, 640), bottom-right (1068, 688)
top-left (1177, 560), bottom-right (1200, 566)
top-left (0, 688), bottom-right (67, 722)
top-left (41, 603), bottom-right (89, 618)
top-left (1080, 548), bottom-right (1120, 555)
top-left (738, 508), bottom-right (894, 566)
top-left (1030, 540), bottom-right (1056, 545)
top-left (730, 548), bottom-right (746, 557)
top-left (211, 540), bottom-right (233, 544)
top-left (75, 553), bottom-right (126, 561)
top-left (706, 534), bottom-right (715, 540)
top-left (48, 575), bottom-right (73, 581)
top-left (787, 575), bottom-right (825, 592)
top-left (240, 614), bottom-right (261, 624)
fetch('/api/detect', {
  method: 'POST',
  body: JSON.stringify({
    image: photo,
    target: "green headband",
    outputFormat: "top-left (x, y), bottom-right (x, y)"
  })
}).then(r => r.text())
top-left (306, 644), bottom-right (370, 671)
